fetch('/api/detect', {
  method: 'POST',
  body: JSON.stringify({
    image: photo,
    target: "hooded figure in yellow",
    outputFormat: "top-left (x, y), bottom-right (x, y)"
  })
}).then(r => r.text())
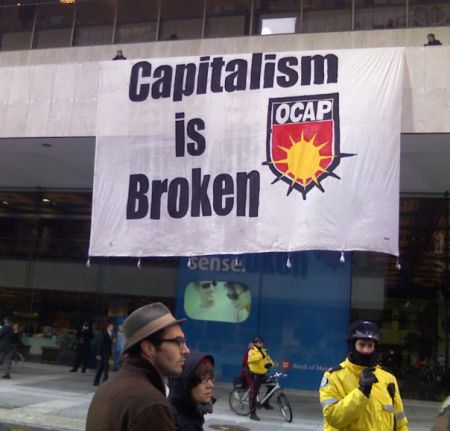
top-left (320, 321), bottom-right (408, 431)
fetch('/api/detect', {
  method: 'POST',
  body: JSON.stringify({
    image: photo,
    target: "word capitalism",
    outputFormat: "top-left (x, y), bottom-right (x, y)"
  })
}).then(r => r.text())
top-left (129, 52), bottom-right (338, 102)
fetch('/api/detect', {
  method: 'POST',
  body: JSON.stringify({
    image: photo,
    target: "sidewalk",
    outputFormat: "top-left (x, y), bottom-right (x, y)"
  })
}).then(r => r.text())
top-left (0, 362), bottom-right (439, 431)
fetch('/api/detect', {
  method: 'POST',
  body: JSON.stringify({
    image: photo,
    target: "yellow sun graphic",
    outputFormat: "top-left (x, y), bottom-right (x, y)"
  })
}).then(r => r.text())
top-left (263, 129), bottom-right (356, 199)
top-left (269, 132), bottom-right (333, 196)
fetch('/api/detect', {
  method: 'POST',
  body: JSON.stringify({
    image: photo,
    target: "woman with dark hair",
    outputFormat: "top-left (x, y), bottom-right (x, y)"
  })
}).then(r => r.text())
top-left (168, 351), bottom-right (215, 431)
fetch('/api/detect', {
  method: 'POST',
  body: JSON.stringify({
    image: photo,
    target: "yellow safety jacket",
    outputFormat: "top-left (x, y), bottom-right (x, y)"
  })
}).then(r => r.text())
top-left (320, 358), bottom-right (408, 431)
top-left (247, 346), bottom-right (274, 375)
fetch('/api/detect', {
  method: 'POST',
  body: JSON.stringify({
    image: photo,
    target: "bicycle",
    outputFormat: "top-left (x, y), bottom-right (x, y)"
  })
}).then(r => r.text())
top-left (228, 372), bottom-right (293, 422)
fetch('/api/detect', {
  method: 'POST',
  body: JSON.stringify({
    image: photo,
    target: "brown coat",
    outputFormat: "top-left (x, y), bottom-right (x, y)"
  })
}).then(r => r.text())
top-left (86, 355), bottom-right (175, 431)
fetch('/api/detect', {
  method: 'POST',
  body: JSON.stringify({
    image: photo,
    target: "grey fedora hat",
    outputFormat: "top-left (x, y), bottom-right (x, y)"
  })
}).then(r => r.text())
top-left (122, 302), bottom-right (186, 353)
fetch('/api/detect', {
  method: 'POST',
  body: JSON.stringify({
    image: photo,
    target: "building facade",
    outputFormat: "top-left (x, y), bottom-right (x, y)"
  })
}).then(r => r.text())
top-left (0, 0), bottom-right (449, 399)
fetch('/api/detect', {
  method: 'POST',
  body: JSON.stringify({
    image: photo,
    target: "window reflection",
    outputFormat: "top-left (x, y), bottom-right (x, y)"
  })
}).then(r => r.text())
top-left (355, 0), bottom-right (406, 30)
top-left (159, 0), bottom-right (204, 40)
top-left (115, 0), bottom-right (159, 43)
top-left (0, 5), bottom-right (34, 50)
top-left (205, 0), bottom-right (252, 38)
top-left (352, 196), bottom-right (449, 401)
top-left (409, 2), bottom-right (450, 28)
top-left (73, 0), bottom-right (116, 47)
top-left (303, 0), bottom-right (352, 33)
top-left (34, 3), bottom-right (75, 49)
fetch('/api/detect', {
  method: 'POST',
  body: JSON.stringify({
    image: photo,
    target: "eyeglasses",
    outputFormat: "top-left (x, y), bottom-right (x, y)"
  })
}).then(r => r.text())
top-left (199, 375), bottom-right (215, 385)
top-left (158, 336), bottom-right (188, 349)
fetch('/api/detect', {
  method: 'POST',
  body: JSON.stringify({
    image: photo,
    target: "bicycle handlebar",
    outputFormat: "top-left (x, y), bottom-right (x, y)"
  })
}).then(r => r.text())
top-left (269, 372), bottom-right (288, 379)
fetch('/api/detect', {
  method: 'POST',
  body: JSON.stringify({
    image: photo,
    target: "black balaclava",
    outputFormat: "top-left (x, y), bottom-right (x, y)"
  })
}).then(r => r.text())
top-left (348, 339), bottom-right (379, 367)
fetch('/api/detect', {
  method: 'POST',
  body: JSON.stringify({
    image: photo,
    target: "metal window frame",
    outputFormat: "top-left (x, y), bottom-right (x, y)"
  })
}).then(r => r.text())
top-left (0, 0), bottom-right (422, 50)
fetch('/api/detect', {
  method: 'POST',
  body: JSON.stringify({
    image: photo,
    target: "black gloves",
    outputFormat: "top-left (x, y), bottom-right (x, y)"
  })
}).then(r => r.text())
top-left (359, 368), bottom-right (378, 398)
top-left (264, 363), bottom-right (273, 369)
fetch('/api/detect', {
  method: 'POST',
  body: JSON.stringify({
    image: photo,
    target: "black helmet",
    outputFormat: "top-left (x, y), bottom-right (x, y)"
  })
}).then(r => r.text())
top-left (347, 320), bottom-right (380, 343)
top-left (253, 336), bottom-right (264, 343)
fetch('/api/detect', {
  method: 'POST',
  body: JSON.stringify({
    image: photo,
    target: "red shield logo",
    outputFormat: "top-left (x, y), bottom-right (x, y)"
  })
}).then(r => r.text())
top-left (264, 93), bottom-right (352, 199)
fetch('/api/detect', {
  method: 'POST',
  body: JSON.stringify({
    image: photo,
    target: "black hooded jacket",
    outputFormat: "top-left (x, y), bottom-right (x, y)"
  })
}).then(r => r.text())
top-left (168, 351), bottom-right (214, 431)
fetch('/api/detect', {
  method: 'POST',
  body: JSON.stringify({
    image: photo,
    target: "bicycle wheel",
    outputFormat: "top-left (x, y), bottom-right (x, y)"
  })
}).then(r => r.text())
top-left (277, 392), bottom-right (293, 422)
top-left (228, 388), bottom-right (250, 416)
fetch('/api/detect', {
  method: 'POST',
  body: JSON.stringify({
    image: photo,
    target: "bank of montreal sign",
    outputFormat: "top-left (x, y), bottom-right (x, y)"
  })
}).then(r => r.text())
top-left (89, 48), bottom-right (404, 258)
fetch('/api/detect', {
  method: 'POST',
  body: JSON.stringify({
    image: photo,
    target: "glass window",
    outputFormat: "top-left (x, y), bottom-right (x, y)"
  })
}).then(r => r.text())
top-left (115, 0), bottom-right (159, 44)
top-left (159, 0), bottom-right (204, 41)
top-left (34, 3), bottom-right (75, 49)
top-left (0, 4), bottom-right (34, 51)
top-left (253, 0), bottom-right (301, 35)
top-left (302, 0), bottom-right (352, 33)
top-left (0, 188), bottom-right (179, 367)
top-left (73, 0), bottom-right (116, 47)
top-left (351, 195), bottom-right (450, 401)
top-left (355, 0), bottom-right (406, 31)
top-left (0, 191), bottom-right (92, 259)
top-left (409, 1), bottom-right (450, 29)
top-left (205, 0), bottom-right (252, 38)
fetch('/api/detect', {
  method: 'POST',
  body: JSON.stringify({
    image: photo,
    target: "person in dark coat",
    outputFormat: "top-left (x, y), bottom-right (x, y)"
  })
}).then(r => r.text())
top-left (70, 321), bottom-right (94, 373)
top-left (169, 351), bottom-right (215, 431)
top-left (425, 33), bottom-right (442, 46)
top-left (86, 302), bottom-right (190, 431)
top-left (112, 49), bottom-right (127, 60)
top-left (93, 323), bottom-right (114, 386)
top-left (0, 316), bottom-right (14, 379)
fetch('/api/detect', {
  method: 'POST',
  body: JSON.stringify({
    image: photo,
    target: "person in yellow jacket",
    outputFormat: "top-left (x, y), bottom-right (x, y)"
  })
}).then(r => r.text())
top-left (247, 336), bottom-right (275, 421)
top-left (320, 320), bottom-right (408, 431)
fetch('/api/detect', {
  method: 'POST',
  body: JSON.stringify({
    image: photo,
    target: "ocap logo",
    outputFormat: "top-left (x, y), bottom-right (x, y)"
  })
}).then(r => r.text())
top-left (264, 93), bottom-right (354, 200)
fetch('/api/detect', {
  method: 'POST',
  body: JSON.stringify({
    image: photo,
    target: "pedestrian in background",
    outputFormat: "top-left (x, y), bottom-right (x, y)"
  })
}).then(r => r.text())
top-left (93, 323), bottom-right (114, 386)
top-left (424, 33), bottom-right (442, 46)
top-left (70, 321), bottom-right (94, 373)
top-left (169, 351), bottom-right (215, 430)
top-left (320, 320), bottom-right (408, 431)
top-left (112, 49), bottom-right (127, 60)
top-left (0, 316), bottom-right (14, 379)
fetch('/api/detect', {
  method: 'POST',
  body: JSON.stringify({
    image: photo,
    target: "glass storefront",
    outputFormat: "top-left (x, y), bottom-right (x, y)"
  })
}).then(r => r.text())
top-left (0, 188), bottom-right (448, 398)
top-left (0, 190), bottom-right (178, 367)
top-left (0, 0), bottom-right (448, 51)
top-left (352, 194), bottom-right (450, 400)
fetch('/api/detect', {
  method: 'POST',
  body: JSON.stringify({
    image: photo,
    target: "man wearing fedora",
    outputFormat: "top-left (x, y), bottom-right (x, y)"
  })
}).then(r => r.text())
top-left (86, 302), bottom-right (190, 431)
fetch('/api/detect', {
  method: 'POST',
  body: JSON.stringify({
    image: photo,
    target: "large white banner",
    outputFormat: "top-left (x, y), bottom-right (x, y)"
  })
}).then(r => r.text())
top-left (90, 48), bottom-right (404, 257)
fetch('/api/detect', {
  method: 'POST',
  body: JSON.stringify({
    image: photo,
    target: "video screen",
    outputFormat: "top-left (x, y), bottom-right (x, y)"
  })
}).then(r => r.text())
top-left (184, 281), bottom-right (251, 323)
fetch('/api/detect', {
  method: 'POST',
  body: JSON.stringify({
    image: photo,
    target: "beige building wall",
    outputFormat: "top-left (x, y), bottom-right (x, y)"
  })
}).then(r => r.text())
top-left (0, 26), bottom-right (448, 137)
